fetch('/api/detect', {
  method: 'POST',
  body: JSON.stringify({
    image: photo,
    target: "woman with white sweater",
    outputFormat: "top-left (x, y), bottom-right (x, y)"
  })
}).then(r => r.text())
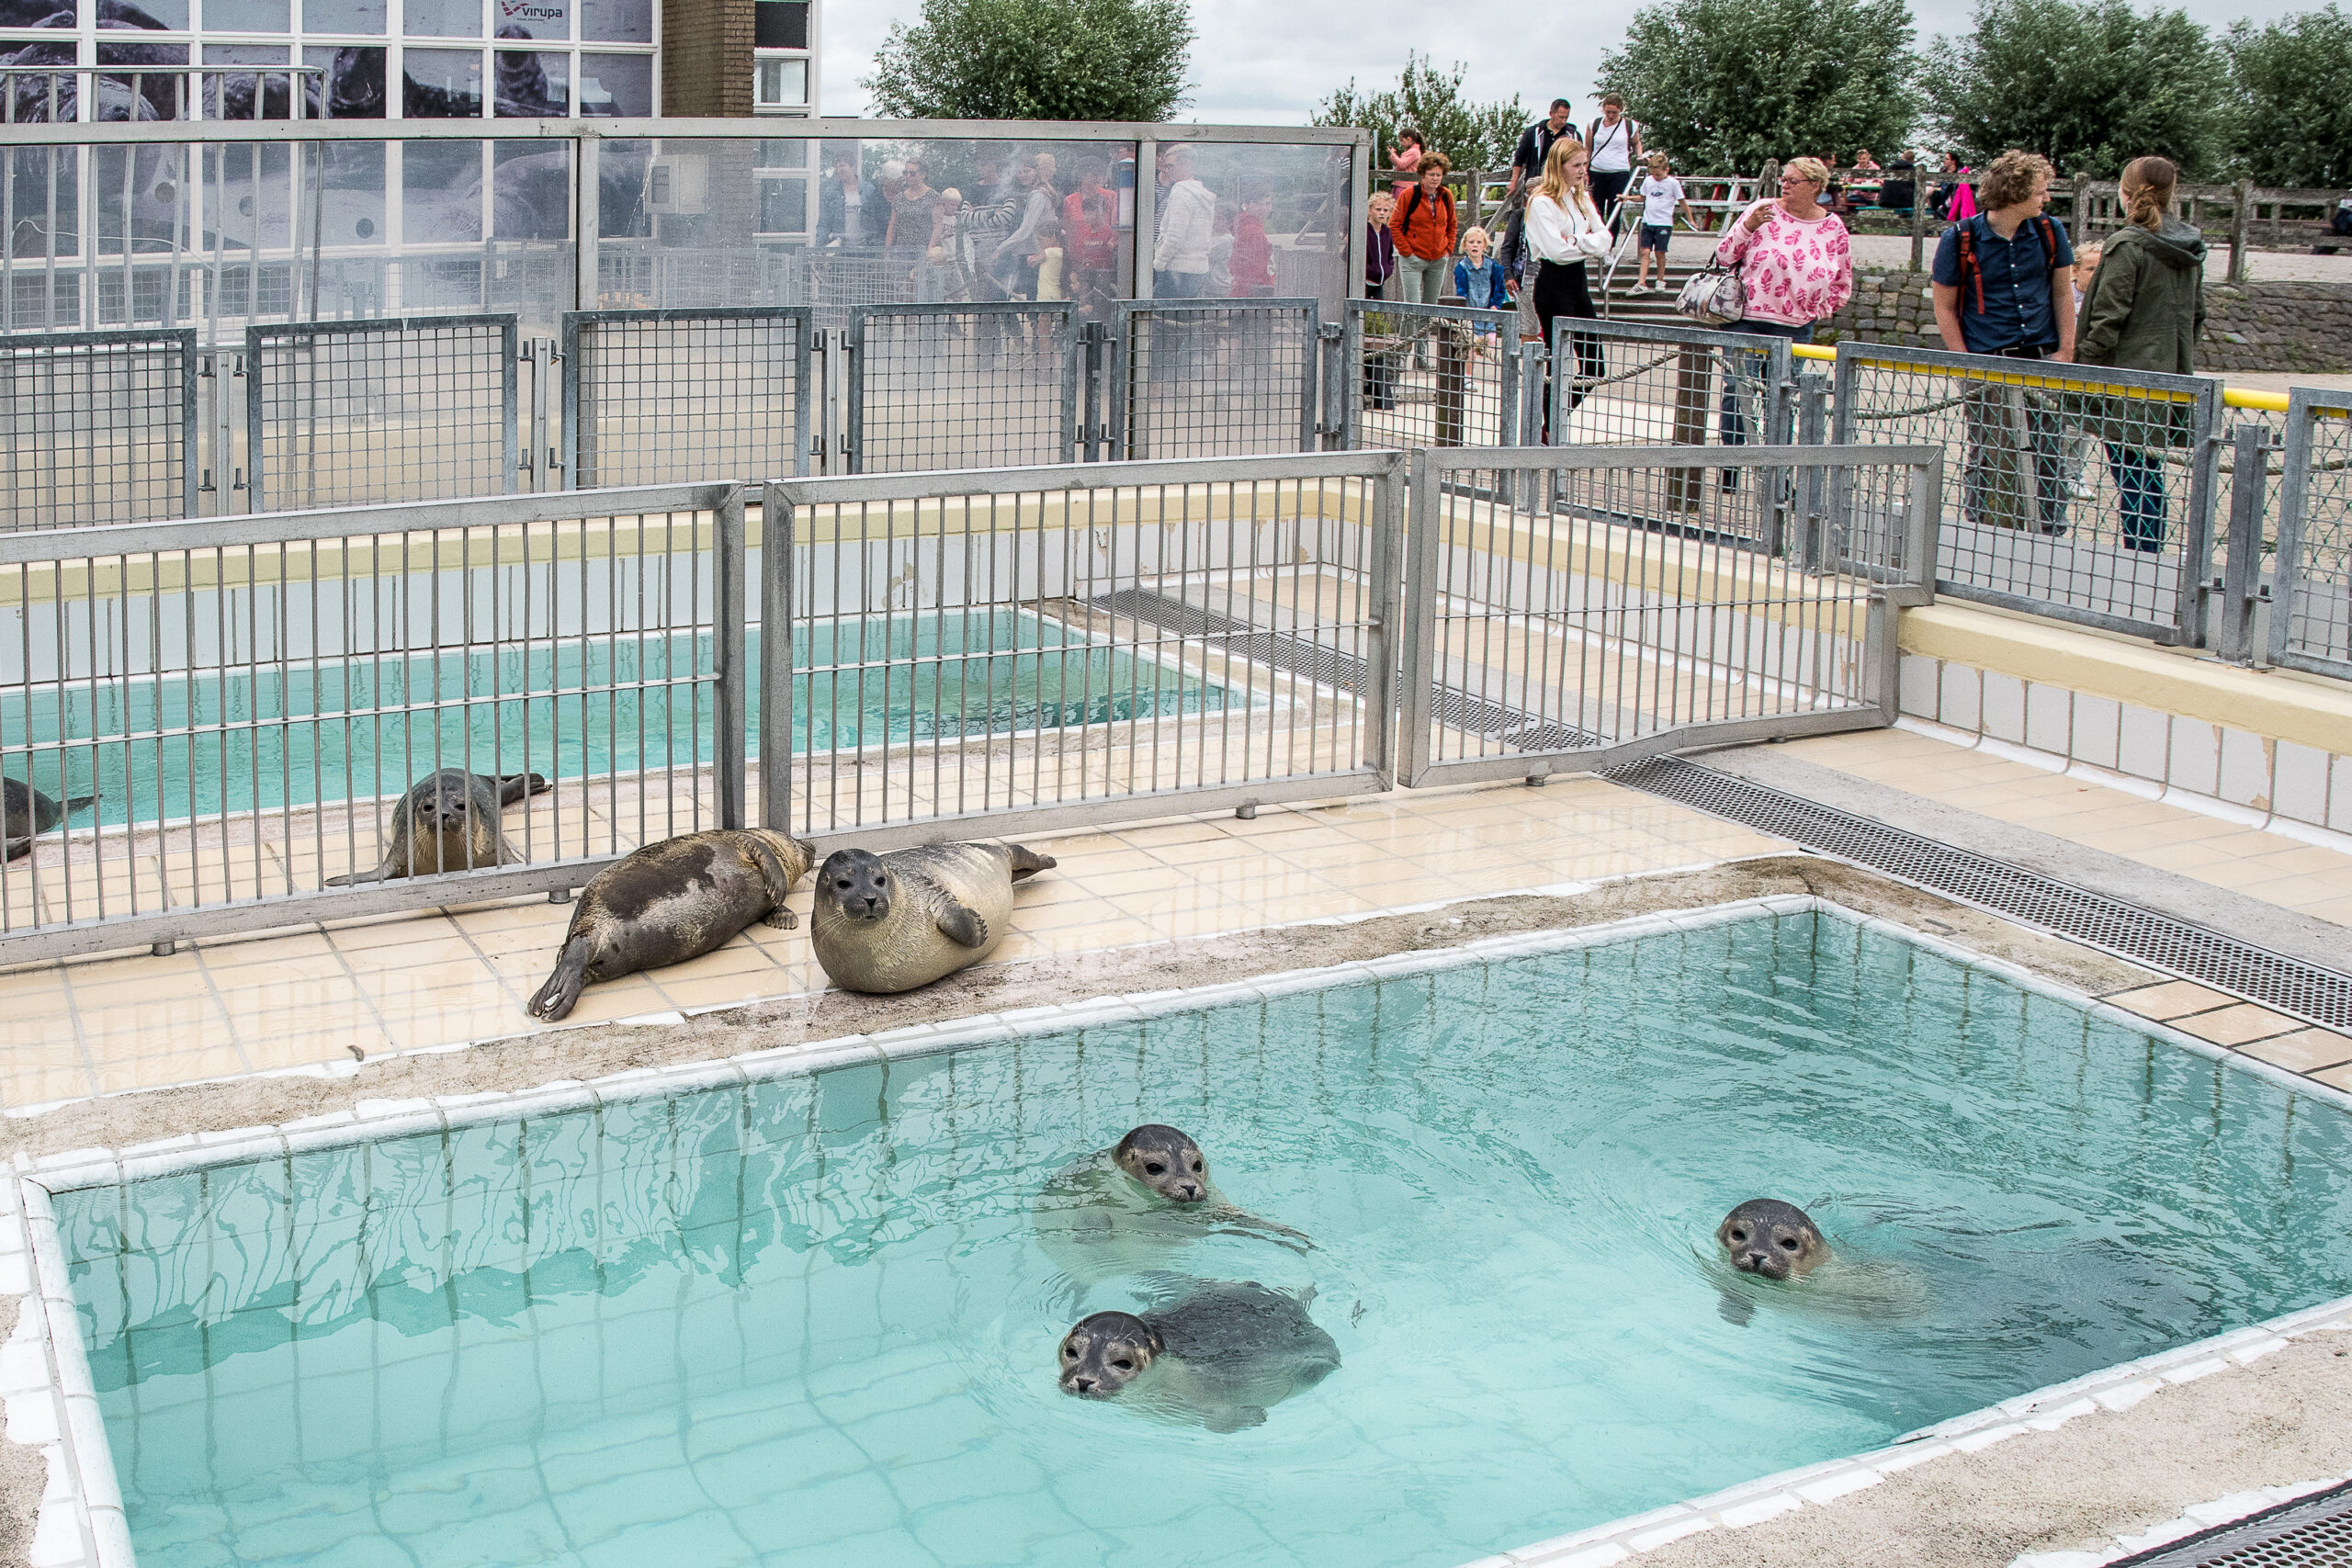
top-left (1526, 138), bottom-right (1613, 431)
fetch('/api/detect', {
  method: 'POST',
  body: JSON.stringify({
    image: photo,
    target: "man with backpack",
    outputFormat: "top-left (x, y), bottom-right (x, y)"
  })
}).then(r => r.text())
top-left (1931, 149), bottom-right (2077, 535)
top-left (1509, 100), bottom-right (1579, 199)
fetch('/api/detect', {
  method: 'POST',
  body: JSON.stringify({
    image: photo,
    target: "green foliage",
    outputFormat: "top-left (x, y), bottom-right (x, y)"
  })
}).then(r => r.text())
top-left (1310, 52), bottom-right (1527, 173)
top-left (860, 0), bottom-right (1193, 121)
top-left (1595, 0), bottom-right (1919, 170)
top-left (1923, 0), bottom-right (2227, 177)
top-left (2225, 6), bottom-right (2352, 187)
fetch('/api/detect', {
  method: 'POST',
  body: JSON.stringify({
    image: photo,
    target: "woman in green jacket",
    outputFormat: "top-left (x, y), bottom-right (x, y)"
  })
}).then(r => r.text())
top-left (2074, 155), bottom-right (2207, 551)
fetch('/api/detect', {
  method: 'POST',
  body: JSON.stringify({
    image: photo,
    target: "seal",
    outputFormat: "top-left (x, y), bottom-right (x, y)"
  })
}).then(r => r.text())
top-left (808, 840), bottom-right (1055, 994)
top-left (525, 829), bottom-right (818, 1021)
top-left (3, 777), bottom-right (96, 861)
top-left (326, 769), bottom-right (550, 886)
top-left (1034, 1124), bottom-right (1312, 1292)
top-left (1057, 1280), bottom-right (1339, 1431)
top-left (1717, 1199), bottom-right (1829, 1280)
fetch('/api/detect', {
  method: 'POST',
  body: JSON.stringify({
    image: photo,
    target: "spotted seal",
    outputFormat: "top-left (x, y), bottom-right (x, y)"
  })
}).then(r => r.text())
top-left (325, 769), bottom-right (549, 886)
top-left (3, 777), bottom-right (96, 861)
top-left (1034, 1124), bottom-right (1311, 1291)
top-left (1717, 1199), bottom-right (1829, 1281)
top-left (525, 829), bottom-right (817, 1021)
top-left (1057, 1280), bottom-right (1339, 1431)
top-left (808, 840), bottom-right (1055, 994)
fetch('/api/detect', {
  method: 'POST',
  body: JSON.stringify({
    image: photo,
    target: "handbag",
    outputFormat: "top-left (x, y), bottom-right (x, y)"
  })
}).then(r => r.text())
top-left (1677, 260), bottom-right (1746, 326)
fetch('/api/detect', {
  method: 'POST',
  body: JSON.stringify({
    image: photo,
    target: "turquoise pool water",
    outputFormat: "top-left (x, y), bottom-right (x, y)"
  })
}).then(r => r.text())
top-left (2, 611), bottom-right (1237, 827)
top-left (54, 910), bottom-right (2352, 1568)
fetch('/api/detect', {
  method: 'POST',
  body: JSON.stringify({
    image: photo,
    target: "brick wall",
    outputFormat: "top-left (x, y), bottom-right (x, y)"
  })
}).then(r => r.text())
top-left (661, 0), bottom-right (752, 117)
top-left (1814, 269), bottom-right (2352, 375)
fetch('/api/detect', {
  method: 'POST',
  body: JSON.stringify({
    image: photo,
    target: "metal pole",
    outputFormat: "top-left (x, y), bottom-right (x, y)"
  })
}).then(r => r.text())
top-left (758, 480), bottom-right (797, 832)
top-left (715, 481), bottom-right (747, 828)
top-left (2219, 423), bottom-right (2268, 664)
top-left (2229, 177), bottom-right (2251, 286)
top-left (1134, 136), bottom-right (1156, 300)
top-left (575, 130), bottom-right (600, 314)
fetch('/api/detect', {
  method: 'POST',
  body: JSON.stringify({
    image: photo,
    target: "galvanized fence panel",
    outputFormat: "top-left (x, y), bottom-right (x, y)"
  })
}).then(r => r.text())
top-left (562, 307), bottom-right (812, 491)
top-left (0, 482), bottom-right (745, 962)
top-left (1345, 300), bottom-right (1521, 453)
top-left (1112, 299), bottom-right (1321, 460)
top-left (2270, 389), bottom-right (2352, 680)
top-left (246, 314), bottom-right (520, 513)
top-left (1831, 341), bottom-right (2221, 643)
top-left (757, 452), bottom-right (1403, 850)
top-left (1396, 444), bottom-right (1939, 789)
top-left (3, 328), bottom-right (197, 530)
top-left (848, 302), bottom-right (1078, 475)
top-left (1549, 319), bottom-right (1794, 454)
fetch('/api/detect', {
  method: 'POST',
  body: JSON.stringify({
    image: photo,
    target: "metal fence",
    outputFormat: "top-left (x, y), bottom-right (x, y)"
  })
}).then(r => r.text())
top-left (1113, 299), bottom-right (1325, 459)
top-left (2271, 389), bottom-right (2352, 680)
top-left (1346, 300), bottom-right (1524, 453)
top-left (848, 302), bottom-right (1079, 474)
top-left (246, 313), bottom-right (521, 513)
top-left (564, 308), bottom-right (811, 491)
top-left (0, 483), bottom-right (744, 962)
top-left (3, 328), bottom-right (196, 530)
top-left (1396, 444), bottom-right (1939, 787)
top-left (1830, 341), bottom-right (2222, 643)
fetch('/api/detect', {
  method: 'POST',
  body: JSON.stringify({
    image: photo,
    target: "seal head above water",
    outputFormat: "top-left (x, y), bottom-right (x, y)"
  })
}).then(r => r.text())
top-left (808, 840), bottom-right (1054, 994)
top-left (1114, 1123), bottom-right (1208, 1203)
top-left (1057, 1280), bottom-right (1339, 1431)
top-left (1717, 1199), bottom-right (1828, 1281)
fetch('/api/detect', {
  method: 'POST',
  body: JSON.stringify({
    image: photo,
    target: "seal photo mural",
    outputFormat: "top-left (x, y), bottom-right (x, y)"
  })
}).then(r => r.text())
top-left (1033, 1124), bottom-right (1313, 1292)
top-left (526, 829), bottom-right (818, 1021)
top-left (808, 840), bottom-right (1056, 995)
top-left (1057, 1280), bottom-right (1340, 1432)
top-left (324, 769), bottom-right (550, 886)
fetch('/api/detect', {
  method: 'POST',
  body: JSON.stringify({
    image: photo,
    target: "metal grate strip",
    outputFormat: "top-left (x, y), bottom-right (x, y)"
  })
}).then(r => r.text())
top-left (1612, 754), bottom-right (2352, 1032)
top-left (2107, 1482), bottom-right (2352, 1566)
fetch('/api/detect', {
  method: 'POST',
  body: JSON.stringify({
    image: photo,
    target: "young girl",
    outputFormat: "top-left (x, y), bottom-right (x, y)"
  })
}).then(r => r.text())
top-left (1526, 139), bottom-right (1612, 430)
top-left (1453, 226), bottom-right (1510, 353)
top-left (1387, 130), bottom-right (1423, 197)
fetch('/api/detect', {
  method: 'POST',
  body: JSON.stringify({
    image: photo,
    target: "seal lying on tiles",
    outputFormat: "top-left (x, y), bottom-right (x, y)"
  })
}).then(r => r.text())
top-left (808, 840), bottom-right (1055, 994)
top-left (325, 769), bottom-right (550, 886)
top-left (1057, 1280), bottom-right (1340, 1431)
top-left (526, 829), bottom-right (818, 1021)
top-left (1035, 1124), bottom-right (1312, 1291)
top-left (3, 777), bottom-right (96, 860)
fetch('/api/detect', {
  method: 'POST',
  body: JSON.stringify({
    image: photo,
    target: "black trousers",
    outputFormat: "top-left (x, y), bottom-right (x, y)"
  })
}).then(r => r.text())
top-left (1532, 259), bottom-right (1601, 436)
top-left (1589, 168), bottom-right (1634, 234)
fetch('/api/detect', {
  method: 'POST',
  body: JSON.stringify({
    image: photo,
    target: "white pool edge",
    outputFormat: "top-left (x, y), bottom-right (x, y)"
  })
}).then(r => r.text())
top-left (9, 892), bottom-right (2351, 1568)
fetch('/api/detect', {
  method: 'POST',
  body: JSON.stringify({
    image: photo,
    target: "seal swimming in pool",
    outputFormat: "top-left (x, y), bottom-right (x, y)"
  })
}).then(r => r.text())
top-left (526, 829), bottom-right (818, 1021)
top-left (3, 777), bottom-right (96, 860)
top-left (1057, 1280), bottom-right (1339, 1431)
top-left (1034, 1124), bottom-right (1312, 1290)
top-left (325, 769), bottom-right (550, 886)
top-left (1717, 1199), bottom-right (1829, 1281)
top-left (808, 840), bottom-right (1055, 994)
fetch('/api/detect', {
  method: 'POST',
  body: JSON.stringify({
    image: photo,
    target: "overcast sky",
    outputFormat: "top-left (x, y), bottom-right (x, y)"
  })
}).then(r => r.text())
top-left (819, 0), bottom-right (2302, 124)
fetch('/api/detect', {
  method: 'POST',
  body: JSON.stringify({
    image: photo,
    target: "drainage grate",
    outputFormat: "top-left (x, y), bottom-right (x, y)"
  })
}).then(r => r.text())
top-left (1611, 754), bottom-right (2352, 1033)
top-left (2106, 1482), bottom-right (2352, 1566)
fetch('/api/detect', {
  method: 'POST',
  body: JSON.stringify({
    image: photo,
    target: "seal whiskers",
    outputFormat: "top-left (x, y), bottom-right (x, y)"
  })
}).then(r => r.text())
top-left (327, 769), bottom-right (549, 886)
top-left (808, 840), bottom-right (1056, 995)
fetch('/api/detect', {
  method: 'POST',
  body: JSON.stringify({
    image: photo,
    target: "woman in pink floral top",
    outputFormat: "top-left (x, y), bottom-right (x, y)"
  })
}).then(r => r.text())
top-left (1710, 155), bottom-right (1854, 464)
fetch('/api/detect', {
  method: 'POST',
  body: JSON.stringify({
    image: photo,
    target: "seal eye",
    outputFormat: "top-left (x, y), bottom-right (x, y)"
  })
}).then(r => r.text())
top-left (1144, 1162), bottom-right (1164, 1175)
top-left (1061, 1343), bottom-right (1077, 1359)
top-left (1190, 1160), bottom-right (1203, 1173)
top-left (1112, 1358), bottom-right (1133, 1371)
top-left (1729, 1229), bottom-right (1747, 1243)
top-left (1779, 1237), bottom-right (1800, 1251)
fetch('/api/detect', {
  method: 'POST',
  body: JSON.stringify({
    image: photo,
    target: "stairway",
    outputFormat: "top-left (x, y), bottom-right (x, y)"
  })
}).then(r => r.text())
top-left (1591, 238), bottom-right (1706, 324)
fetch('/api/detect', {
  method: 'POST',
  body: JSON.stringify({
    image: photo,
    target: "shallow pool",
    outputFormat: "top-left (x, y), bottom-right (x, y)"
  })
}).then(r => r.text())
top-left (2, 610), bottom-right (1239, 827)
top-left (52, 909), bottom-right (2352, 1568)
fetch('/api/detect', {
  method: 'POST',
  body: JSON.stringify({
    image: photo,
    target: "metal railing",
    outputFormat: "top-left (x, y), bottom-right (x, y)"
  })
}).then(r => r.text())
top-left (1396, 444), bottom-right (1939, 787)
top-left (563, 307), bottom-right (812, 490)
top-left (2269, 389), bottom-right (2352, 680)
top-left (846, 302), bottom-right (1079, 474)
top-left (3, 328), bottom-right (197, 529)
top-left (1346, 300), bottom-right (1523, 453)
top-left (1113, 299), bottom-right (1326, 459)
top-left (1830, 340), bottom-right (2222, 644)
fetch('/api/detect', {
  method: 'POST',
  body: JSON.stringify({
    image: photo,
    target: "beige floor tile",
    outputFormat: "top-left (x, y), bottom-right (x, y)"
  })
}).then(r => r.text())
top-left (344, 934), bottom-right (493, 971)
top-left (2169, 1003), bottom-right (2308, 1047)
top-left (0, 983), bottom-right (77, 1022)
top-left (378, 1006), bottom-right (528, 1053)
top-left (0, 1063), bottom-right (99, 1107)
top-left (547, 977), bottom-right (671, 1025)
top-left (658, 974), bottom-right (817, 1013)
top-left (0, 964), bottom-right (70, 1001)
top-left (2105, 979), bottom-right (2238, 1019)
top-left (2238, 1029), bottom-right (2352, 1074)
top-left (1, 1028), bottom-right (90, 1067)
top-left (2233, 872), bottom-right (2352, 912)
top-left (202, 951), bottom-right (356, 987)
top-left (94, 1047), bottom-right (252, 1094)
top-left (2312, 1063), bottom-right (2352, 1093)
top-left (72, 995), bottom-right (227, 1043)
top-left (648, 942), bottom-right (787, 984)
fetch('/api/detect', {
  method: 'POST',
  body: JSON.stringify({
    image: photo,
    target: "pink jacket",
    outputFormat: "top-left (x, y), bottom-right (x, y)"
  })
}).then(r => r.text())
top-left (1713, 201), bottom-right (1855, 327)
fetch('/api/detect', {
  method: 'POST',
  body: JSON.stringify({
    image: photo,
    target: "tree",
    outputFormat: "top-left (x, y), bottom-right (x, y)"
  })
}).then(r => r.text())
top-left (2226, 6), bottom-right (2352, 187)
top-left (1310, 53), bottom-right (1527, 173)
top-left (1596, 0), bottom-right (1918, 171)
top-left (861, 0), bottom-right (1193, 121)
top-left (1923, 0), bottom-right (2228, 177)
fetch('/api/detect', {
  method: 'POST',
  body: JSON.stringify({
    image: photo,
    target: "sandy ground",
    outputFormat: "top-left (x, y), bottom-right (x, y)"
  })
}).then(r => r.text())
top-left (1643, 1330), bottom-right (2352, 1568)
top-left (0, 1299), bottom-right (37, 1568)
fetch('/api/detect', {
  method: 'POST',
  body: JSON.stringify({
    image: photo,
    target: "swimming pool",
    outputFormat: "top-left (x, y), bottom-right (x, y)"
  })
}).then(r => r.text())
top-left (44, 906), bottom-right (2352, 1568)
top-left (0, 610), bottom-right (1240, 827)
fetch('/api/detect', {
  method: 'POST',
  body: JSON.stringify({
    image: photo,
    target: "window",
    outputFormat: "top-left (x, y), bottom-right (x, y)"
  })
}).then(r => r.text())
top-left (753, 0), bottom-right (806, 49)
top-left (402, 47), bottom-right (482, 115)
top-left (579, 0), bottom-right (650, 42)
top-left (753, 56), bottom-right (805, 107)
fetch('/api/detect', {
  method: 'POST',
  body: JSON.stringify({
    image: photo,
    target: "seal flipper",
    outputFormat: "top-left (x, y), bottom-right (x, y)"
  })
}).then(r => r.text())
top-left (1202, 1404), bottom-right (1268, 1434)
top-left (494, 772), bottom-right (552, 805)
top-left (1005, 842), bottom-right (1056, 882)
top-left (526, 934), bottom-right (594, 1021)
top-left (61, 794), bottom-right (96, 817)
top-left (746, 837), bottom-right (804, 929)
top-left (934, 899), bottom-right (989, 948)
top-left (3, 834), bottom-right (31, 862)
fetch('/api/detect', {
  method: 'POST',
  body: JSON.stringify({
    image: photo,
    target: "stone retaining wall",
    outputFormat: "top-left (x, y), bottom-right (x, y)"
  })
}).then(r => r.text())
top-left (1814, 270), bottom-right (2352, 374)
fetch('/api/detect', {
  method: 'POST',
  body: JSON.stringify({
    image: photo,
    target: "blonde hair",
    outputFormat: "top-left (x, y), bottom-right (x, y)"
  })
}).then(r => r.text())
top-left (1537, 138), bottom-right (1598, 218)
top-left (2120, 155), bottom-right (2178, 231)
top-left (1462, 225), bottom-right (1490, 249)
top-left (1781, 156), bottom-right (1830, 187)
top-left (1646, 150), bottom-right (1669, 171)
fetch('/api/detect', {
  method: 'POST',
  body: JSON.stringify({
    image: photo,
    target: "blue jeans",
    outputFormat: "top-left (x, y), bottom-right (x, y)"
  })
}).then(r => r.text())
top-left (1721, 319), bottom-right (1812, 451)
top-left (2109, 444), bottom-right (2168, 550)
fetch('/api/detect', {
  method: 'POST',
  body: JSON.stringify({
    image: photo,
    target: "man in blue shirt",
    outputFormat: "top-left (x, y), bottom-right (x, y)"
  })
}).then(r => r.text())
top-left (1931, 150), bottom-right (2077, 534)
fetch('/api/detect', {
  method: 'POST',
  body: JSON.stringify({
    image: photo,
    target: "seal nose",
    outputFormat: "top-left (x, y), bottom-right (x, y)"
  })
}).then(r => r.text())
top-left (1072, 1375), bottom-right (1097, 1394)
top-left (1739, 1250), bottom-right (1768, 1272)
top-left (1176, 1181), bottom-right (1202, 1201)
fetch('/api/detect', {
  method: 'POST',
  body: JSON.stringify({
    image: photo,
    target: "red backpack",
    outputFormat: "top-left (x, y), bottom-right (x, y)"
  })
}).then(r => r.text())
top-left (1955, 213), bottom-right (2060, 313)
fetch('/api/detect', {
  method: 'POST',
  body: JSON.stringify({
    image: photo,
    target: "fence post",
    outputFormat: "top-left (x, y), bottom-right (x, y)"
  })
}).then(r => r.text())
top-left (1798, 371), bottom-right (1830, 570)
top-left (758, 480), bottom-right (797, 833)
top-left (1317, 318), bottom-right (1344, 450)
top-left (576, 131), bottom-right (601, 312)
top-left (1910, 179), bottom-right (1928, 272)
top-left (2229, 178), bottom-right (2252, 286)
top-left (715, 482), bottom-right (748, 829)
top-left (1394, 451), bottom-right (1440, 788)
top-left (2219, 423), bottom-right (2270, 664)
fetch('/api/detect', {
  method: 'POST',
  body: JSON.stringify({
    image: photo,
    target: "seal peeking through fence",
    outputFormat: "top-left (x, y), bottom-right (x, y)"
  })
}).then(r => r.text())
top-left (3, 778), bottom-right (96, 860)
top-left (526, 829), bottom-right (819, 1021)
top-left (324, 769), bottom-right (550, 886)
top-left (808, 840), bottom-right (1056, 994)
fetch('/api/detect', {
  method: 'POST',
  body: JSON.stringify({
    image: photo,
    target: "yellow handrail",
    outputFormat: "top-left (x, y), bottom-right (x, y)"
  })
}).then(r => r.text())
top-left (1781, 339), bottom-right (2291, 411)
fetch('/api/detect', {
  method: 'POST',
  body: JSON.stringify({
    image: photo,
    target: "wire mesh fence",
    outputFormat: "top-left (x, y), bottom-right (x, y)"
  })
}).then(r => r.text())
top-left (2272, 389), bottom-right (2352, 680)
top-left (563, 308), bottom-right (811, 491)
top-left (1396, 444), bottom-right (1937, 787)
top-left (1346, 300), bottom-right (1521, 452)
top-left (1550, 319), bottom-right (1795, 455)
top-left (2, 328), bottom-right (196, 529)
top-left (1831, 341), bottom-right (2221, 641)
top-left (246, 314), bottom-right (520, 513)
top-left (1113, 299), bottom-right (1322, 460)
top-left (756, 453), bottom-right (1403, 846)
top-left (0, 483), bottom-right (745, 961)
top-left (848, 302), bottom-right (1078, 474)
